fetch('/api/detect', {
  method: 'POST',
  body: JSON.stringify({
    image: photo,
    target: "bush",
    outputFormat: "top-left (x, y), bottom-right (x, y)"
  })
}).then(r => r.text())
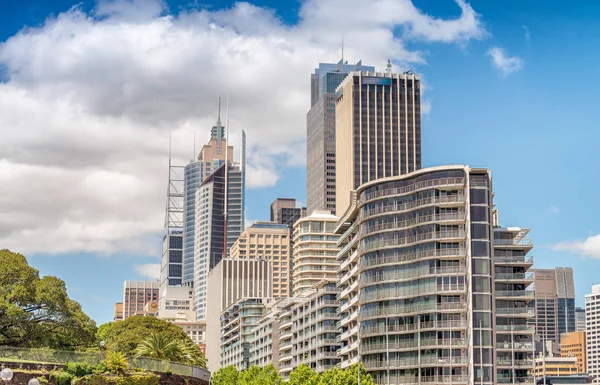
top-left (81, 374), bottom-right (160, 385)
top-left (104, 352), bottom-right (128, 375)
top-left (66, 362), bottom-right (94, 377)
top-left (37, 377), bottom-right (49, 385)
top-left (50, 371), bottom-right (74, 385)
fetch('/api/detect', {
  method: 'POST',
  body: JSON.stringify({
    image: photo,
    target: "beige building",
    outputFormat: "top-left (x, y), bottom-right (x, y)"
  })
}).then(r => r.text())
top-left (334, 71), bottom-right (422, 215)
top-left (230, 222), bottom-right (291, 297)
top-left (123, 281), bottom-right (159, 319)
top-left (534, 354), bottom-right (579, 378)
top-left (113, 302), bottom-right (123, 321)
top-left (292, 211), bottom-right (340, 296)
top-left (561, 331), bottom-right (587, 373)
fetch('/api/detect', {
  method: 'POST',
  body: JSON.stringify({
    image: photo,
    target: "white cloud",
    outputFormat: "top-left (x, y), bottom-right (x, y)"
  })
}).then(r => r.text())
top-left (523, 25), bottom-right (530, 41)
top-left (135, 263), bottom-right (161, 280)
top-left (0, 0), bottom-right (485, 255)
top-left (547, 205), bottom-right (560, 215)
top-left (486, 47), bottom-right (524, 76)
top-left (554, 234), bottom-right (600, 259)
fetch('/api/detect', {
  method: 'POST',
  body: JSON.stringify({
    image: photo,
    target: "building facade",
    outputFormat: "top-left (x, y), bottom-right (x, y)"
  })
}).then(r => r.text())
top-left (249, 306), bottom-right (282, 370)
top-left (334, 165), bottom-right (535, 385)
top-left (291, 211), bottom-right (340, 296)
top-left (193, 162), bottom-right (245, 320)
top-left (334, 70), bottom-right (422, 215)
top-left (534, 355), bottom-right (579, 378)
top-left (205, 258), bottom-right (272, 373)
top-left (270, 198), bottom-right (307, 227)
top-left (122, 281), bottom-right (159, 319)
top-left (306, 61), bottom-right (375, 215)
top-left (229, 222), bottom-right (292, 297)
top-left (561, 332), bottom-right (587, 374)
top-left (585, 285), bottom-right (600, 383)
top-left (576, 307), bottom-right (586, 332)
top-left (278, 299), bottom-right (298, 378)
top-left (113, 302), bottom-right (123, 321)
top-left (530, 267), bottom-right (576, 345)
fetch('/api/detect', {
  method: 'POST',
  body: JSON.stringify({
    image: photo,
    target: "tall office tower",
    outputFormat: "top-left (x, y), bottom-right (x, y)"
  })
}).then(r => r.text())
top-left (122, 281), bottom-right (159, 319)
top-left (182, 107), bottom-right (234, 287)
top-left (561, 332), bottom-right (587, 374)
top-left (270, 198), bottom-right (307, 228)
top-left (586, 285), bottom-right (600, 383)
top-left (160, 159), bottom-right (185, 291)
top-left (205, 258), bottom-right (272, 373)
top-left (576, 307), bottom-right (586, 332)
top-left (530, 267), bottom-right (576, 344)
top-left (291, 211), bottom-right (340, 296)
top-left (306, 60), bottom-right (374, 215)
top-left (229, 222), bottom-right (292, 297)
top-left (193, 161), bottom-right (245, 320)
top-left (335, 70), bottom-right (422, 215)
top-left (335, 165), bottom-right (535, 385)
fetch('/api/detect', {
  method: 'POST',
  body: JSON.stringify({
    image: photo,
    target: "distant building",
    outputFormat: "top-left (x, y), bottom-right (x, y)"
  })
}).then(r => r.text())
top-left (576, 307), bottom-right (586, 332)
top-left (534, 354), bottom-right (579, 378)
top-left (585, 284), bottom-right (600, 383)
top-left (291, 211), bottom-right (340, 296)
top-left (229, 222), bottom-right (292, 297)
top-left (157, 286), bottom-right (204, 344)
top-left (270, 198), bottom-right (306, 228)
top-left (122, 281), bottom-right (159, 319)
top-left (113, 302), bottom-right (123, 321)
top-left (561, 332), bottom-right (587, 374)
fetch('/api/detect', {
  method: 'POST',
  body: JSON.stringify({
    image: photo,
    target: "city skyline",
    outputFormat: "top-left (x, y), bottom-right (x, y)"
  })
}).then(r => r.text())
top-left (1, 0), bottom-right (600, 325)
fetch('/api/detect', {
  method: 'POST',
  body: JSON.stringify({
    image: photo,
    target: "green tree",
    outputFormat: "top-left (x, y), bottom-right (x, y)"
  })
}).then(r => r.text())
top-left (98, 316), bottom-right (190, 356)
top-left (289, 364), bottom-right (318, 385)
top-left (239, 366), bottom-right (262, 385)
top-left (318, 364), bottom-right (373, 385)
top-left (257, 364), bottom-right (282, 385)
top-left (134, 333), bottom-right (184, 361)
top-left (179, 338), bottom-right (207, 369)
top-left (0, 249), bottom-right (97, 349)
top-left (211, 365), bottom-right (239, 385)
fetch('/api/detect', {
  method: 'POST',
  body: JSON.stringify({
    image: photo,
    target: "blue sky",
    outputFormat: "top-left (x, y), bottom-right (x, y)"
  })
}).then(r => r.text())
top-left (1, 0), bottom-right (599, 325)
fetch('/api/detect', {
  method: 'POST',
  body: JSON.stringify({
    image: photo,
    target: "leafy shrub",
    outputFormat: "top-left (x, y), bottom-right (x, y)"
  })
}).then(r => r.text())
top-left (104, 352), bottom-right (128, 375)
top-left (82, 374), bottom-right (159, 385)
top-left (66, 362), bottom-right (94, 377)
top-left (93, 362), bottom-right (108, 374)
top-left (37, 377), bottom-right (49, 385)
top-left (50, 371), bottom-right (74, 385)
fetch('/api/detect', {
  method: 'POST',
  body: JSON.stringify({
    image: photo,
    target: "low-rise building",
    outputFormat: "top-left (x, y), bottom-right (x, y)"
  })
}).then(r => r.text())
top-left (535, 354), bottom-right (579, 378)
top-left (561, 332), bottom-right (587, 374)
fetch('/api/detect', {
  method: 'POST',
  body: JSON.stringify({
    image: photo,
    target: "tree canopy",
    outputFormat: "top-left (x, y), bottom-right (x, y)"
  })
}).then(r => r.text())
top-left (134, 333), bottom-right (207, 369)
top-left (0, 249), bottom-right (97, 349)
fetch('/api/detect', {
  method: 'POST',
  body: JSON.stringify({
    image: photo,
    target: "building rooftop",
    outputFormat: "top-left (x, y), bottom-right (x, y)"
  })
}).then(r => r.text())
top-left (250, 221), bottom-right (289, 229)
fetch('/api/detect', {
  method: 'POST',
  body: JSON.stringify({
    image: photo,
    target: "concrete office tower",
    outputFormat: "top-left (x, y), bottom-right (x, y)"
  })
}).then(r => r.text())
top-left (122, 281), bottom-right (159, 319)
top-left (335, 71), bottom-right (422, 215)
top-left (335, 165), bottom-right (535, 385)
top-left (220, 297), bottom-right (277, 370)
top-left (205, 258), bottom-right (272, 373)
top-left (229, 222), bottom-right (292, 297)
top-left (306, 61), bottom-right (375, 215)
top-left (561, 332), bottom-right (587, 374)
top-left (113, 303), bottom-right (123, 321)
top-left (576, 307), bottom-right (586, 332)
top-left (586, 285), bottom-right (600, 383)
top-left (182, 108), bottom-right (235, 287)
top-left (530, 267), bottom-right (576, 344)
top-left (193, 162), bottom-right (244, 320)
top-left (291, 211), bottom-right (340, 296)
top-left (270, 198), bottom-right (307, 227)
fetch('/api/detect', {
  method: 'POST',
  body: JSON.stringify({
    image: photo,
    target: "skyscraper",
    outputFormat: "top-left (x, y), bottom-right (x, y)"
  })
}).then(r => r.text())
top-left (585, 285), bottom-right (600, 383)
top-left (334, 165), bottom-right (535, 384)
top-left (576, 306), bottom-right (586, 332)
top-left (193, 161), bottom-right (245, 320)
top-left (335, 70), bottom-right (422, 215)
top-left (182, 107), bottom-right (234, 287)
top-left (270, 198), bottom-right (306, 228)
top-left (306, 61), bottom-right (374, 215)
top-left (530, 267), bottom-right (576, 344)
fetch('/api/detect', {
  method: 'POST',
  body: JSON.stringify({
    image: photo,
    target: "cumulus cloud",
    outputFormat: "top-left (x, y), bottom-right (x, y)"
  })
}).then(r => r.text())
top-left (135, 263), bottom-right (161, 280)
top-left (487, 47), bottom-right (524, 76)
top-left (0, 0), bottom-right (485, 255)
top-left (554, 234), bottom-right (600, 259)
top-left (523, 25), bottom-right (530, 41)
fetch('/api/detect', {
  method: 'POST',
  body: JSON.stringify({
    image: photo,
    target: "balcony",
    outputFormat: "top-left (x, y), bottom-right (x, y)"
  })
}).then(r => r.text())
top-left (495, 290), bottom-right (535, 299)
top-left (495, 324), bottom-right (535, 333)
top-left (496, 307), bottom-right (535, 316)
top-left (497, 377), bottom-right (534, 384)
top-left (495, 255), bottom-right (534, 265)
top-left (496, 342), bottom-right (534, 350)
top-left (495, 273), bottom-right (534, 282)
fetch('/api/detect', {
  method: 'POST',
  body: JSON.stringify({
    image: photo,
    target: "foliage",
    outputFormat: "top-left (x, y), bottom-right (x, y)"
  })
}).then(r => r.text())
top-left (0, 249), bottom-right (97, 349)
top-left (317, 363), bottom-right (373, 385)
top-left (105, 351), bottom-right (129, 375)
top-left (50, 370), bottom-right (74, 385)
top-left (211, 365), bottom-right (239, 385)
top-left (178, 338), bottom-right (207, 369)
top-left (81, 374), bottom-right (160, 385)
top-left (97, 317), bottom-right (189, 356)
top-left (93, 361), bottom-right (108, 374)
top-left (289, 364), bottom-right (318, 385)
top-left (66, 361), bottom-right (94, 377)
top-left (37, 376), bottom-right (49, 385)
top-left (238, 364), bottom-right (281, 385)
top-left (133, 333), bottom-right (207, 370)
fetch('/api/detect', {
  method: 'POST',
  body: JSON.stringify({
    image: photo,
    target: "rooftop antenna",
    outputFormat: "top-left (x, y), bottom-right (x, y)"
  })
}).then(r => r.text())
top-left (223, 93), bottom-right (229, 260)
top-left (386, 59), bottom-right (392, 76)
top-left (216, 97), bottom-right (222, 147)
top-left (193, 131), bottom-right (196, 161)
top-left (341, 35), bottom-right (344, 64)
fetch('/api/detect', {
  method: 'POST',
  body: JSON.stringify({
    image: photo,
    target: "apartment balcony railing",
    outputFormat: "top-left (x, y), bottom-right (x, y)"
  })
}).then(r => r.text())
top-left (494, 255), bottom-right (534, 264)
top-left (495, 290), bottom-right (535, 298)
top-left (495, 307), bottom-right (535, 315)
top-left (497, 377), bottom-right (534, 384)
top-left (496, 342), bottom-right (534, 350)
top-left (361, 212), bottom-right (466, 237)
top-left (495, 325), bottom-right (535, 333)
top-left (361, 230), bottom-right (466, 253)
top-left (494, 238), bottom-right (533, 247)
top-left (495, 273), bottom-right (534, 280)
top-left (497, 359), bottom-right (534, 367)
top-left (361, 177), bottom-right (465, 203)
top-left (361, 320), bottom-right (467, 337)
top-left (361, 302), bottom-right (467, 319)
top-left (360, 195), bottom-right (465, 220)
top-left (361, 266), bottom-right (467, 287)
top-left (362, 248), bottom-right (466, 269)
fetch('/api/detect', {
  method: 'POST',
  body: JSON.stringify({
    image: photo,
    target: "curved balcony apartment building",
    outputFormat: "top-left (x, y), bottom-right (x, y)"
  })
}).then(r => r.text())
top-left (335, 165), bottom-right (535, 385)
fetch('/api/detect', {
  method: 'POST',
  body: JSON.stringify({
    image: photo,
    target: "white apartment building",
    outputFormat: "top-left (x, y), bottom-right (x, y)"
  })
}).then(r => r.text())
top-left (586, 284), bottom-right (600, 383)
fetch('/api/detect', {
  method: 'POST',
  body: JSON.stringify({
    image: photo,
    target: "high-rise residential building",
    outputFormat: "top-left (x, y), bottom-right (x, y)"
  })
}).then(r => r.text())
top-left (291, 211), bottom-right (340, 296)
top-left (113, 302), bottom-right (123, 321)
top-left (220, 297), bottom-right (276, 371)
top-left (229, 222), bottom-right (292, 298)
top-left (576, 307), bottom-right (586, 332)
top-left (585, 284), bottom-right (600, 383)
top-left (205, 258), bottom-right (272, 373)
top-left (249, 305), bottom-right (282, 371)
top-left (561, 332), bottom-right (587, 373)
top-left (193, 161), bottom-right (245, 320)
top-left (530, 267), bottom-right (576, 344)
top-left (278, 299), bottom-right (299, 378)
top-left (335, 70), bottom-right (422, 215)
top-left (270, 198), bottom-right (307, 227)
top-left (122, 281), bottom-right (159, 319)
top-left (306, 61), bottom-right (374, 215)
top-left (182, 107), bottom-right (234, 287)
top-left (335, 165), bottom-right (535, 385)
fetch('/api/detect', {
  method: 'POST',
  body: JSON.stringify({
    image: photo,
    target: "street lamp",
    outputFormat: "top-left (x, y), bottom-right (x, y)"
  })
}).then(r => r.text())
top-left (28, 379), bottom-right (40, 385)
top-left (0, 368), bottom-right (13, 383)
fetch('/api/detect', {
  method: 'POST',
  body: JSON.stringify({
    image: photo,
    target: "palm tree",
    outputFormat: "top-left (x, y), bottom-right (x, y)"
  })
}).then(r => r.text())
top-left (179, 339), bottom-right (208, 369)
top-left (134, 333), bottom-right (184, 361)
